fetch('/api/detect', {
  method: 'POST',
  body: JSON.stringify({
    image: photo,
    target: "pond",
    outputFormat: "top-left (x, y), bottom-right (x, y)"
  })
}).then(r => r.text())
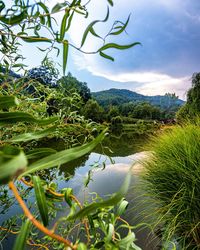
top-left (0, 132), bottom-right (160, 249)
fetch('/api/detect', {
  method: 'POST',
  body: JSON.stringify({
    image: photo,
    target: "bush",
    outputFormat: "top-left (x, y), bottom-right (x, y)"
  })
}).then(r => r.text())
top-left (142, 124), bottom-right (200, 249)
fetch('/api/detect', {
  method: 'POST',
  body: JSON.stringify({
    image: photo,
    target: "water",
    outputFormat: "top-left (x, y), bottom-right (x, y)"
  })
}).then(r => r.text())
top-left (0, 133), bottom-right (159, 249)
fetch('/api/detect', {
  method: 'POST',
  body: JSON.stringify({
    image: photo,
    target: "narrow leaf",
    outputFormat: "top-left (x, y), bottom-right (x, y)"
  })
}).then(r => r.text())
top-left (21, 36), bottom-right (52, 43)
top-left (26, 148), bottom-right (57, 160)
top-left (99, 42), bottom-right (141, 52)
top-left (68, 172), bottom-right (131, 220)
top-left (0, 11), bottom-right (27, 25)
top-left (60, 9), bottom-right (70, 41)
top-left (116, 199), bottom-right (129, 216)
top-left (63, 40), bottom-right (69, 75)
top-left (110, 14), bottom-right (131, 36)
top-left (0, 96), bottom-right (19, 109)
top-left (64, 188), bottom-right (73, 207)
top-left (0, 112), bottom-right (57, 125)
top-left (32, 176), bottom-right (49, 226)
top-left (107, 0), bottom-right (114, 6)
top-left (13, 219), bottom-right (31, 250)
top-left (81, 7), bottom-right (109, 47)
top-left (20, 130), bottom-right (107, 177)
top-left (51, 2), bottom-right (67, 14)
top-left (100, 51), bottom-right (114, 61)
top-left (9, 126), bottom-right (56, 143)
top-left (106, 223), bottom-right (114, 242)
top-left (0, 146), bottom-right (27, 184)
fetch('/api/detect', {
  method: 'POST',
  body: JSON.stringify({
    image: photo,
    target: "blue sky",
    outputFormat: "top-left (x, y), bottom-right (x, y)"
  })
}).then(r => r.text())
top-left (17, 0), bottom-right (200, 99)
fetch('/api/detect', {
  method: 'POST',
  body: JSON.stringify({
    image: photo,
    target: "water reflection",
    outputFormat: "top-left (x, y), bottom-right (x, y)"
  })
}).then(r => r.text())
top-left (0, 132), bottom-right (159, 249)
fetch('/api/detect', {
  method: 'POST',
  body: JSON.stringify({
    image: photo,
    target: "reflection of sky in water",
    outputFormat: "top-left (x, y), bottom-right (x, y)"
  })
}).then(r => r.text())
top-left (56, 152), bottom-right (137, 197)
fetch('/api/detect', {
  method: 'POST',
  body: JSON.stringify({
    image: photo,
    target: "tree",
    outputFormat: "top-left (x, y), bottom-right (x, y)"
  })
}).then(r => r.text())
top-left (176, 73), bottom-right (200, 122)
top-left (58, 72), bottom-right (91, 102)
top-left (82, 99), bottom-right (104, 122)
top-left (107, 105), bottom-right (120, 121)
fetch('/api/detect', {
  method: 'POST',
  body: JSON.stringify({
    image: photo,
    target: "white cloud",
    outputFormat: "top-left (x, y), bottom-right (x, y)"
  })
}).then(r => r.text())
top-left (135, 75), bottom-right (190, 100)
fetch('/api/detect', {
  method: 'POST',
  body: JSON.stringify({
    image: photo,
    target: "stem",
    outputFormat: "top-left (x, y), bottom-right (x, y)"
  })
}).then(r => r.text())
top-left (8, 181), bottom-right (76, 250)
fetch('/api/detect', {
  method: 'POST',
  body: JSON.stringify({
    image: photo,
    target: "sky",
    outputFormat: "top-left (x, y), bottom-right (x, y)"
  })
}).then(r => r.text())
top-left (10, 0), bottom-right (200, 99)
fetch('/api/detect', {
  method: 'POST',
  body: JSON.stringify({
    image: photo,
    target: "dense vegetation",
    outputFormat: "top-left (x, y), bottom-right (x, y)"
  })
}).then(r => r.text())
top-left (140, 73), bottom-right (200, 249)
top-left (141, 123), bottom-right (200, 249)
top-left (92, 88), bottom-right (184, 120)
top-left (176, 73), bottom-right (200, 122)
top-left (0, 0), bottom-right (142, 249)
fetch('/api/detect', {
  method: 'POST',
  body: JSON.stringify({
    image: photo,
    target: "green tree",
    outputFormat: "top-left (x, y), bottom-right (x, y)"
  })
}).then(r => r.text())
top-left (82, 99), bottom-right (104, 122)
top-left (176, 73), bottom-right (200, 122)
top-left (107, 105), bottom-right (120, 121)
top-left (58, 72), bottom-right (91, 102)
top-left (132, 102), bottom-right (161, 120)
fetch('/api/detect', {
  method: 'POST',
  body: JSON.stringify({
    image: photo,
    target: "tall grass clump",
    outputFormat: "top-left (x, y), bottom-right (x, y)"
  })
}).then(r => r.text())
top-left (141, 123), bottom-right (200, 249)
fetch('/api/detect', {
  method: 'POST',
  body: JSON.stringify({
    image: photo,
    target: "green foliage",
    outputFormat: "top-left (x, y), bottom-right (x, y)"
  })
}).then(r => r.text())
top-left (82, 99), bottom-right (104, 122)
top-left (13, 219), bottom-right (31, 250)
top-left (0, 146), bottom-right (27, 184)
top-left (33, 176), bottom-right (49, 226)
top-left (0, 0), bottom-right (139, 75)
top-left (58, 72), bottom-right (91, 103)
top-left (111, 116), bottom-right (123, 125)
top-left (177, 73), bottom-right (200, 122)
top-left (0, 1), bottom-right (142, 249)
top-left (141, 123), bottom-right (200, 249)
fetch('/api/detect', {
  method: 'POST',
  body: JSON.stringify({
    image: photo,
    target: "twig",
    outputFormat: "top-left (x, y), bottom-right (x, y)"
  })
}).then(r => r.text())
top-left (8, 181), bottom-right (76, 250)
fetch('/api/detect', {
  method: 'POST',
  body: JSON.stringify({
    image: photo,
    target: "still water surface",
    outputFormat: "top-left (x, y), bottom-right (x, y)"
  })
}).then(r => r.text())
top-left (0, 133), bottom-right (159, 249)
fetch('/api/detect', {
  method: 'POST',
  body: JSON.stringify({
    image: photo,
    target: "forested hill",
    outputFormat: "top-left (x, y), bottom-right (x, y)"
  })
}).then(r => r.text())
top-left (92, 88), bottom-right (184, 109)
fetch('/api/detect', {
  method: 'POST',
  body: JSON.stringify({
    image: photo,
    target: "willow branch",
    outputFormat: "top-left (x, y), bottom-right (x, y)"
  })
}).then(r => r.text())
top-left (8, 181), bottom-right (76, 250)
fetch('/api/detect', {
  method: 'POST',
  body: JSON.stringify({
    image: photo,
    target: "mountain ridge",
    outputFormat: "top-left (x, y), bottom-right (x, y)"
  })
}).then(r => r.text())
top-left (92, 88), bottom-right (185, 109)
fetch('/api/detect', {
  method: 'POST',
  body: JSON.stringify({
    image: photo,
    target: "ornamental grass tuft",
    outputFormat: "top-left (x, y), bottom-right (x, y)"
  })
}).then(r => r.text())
top-left (141, 123), bottom-right (200, 249)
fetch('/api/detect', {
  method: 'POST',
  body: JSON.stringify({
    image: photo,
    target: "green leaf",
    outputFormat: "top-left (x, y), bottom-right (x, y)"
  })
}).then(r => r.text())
top-left (99, 42), bottom-right (141, 52)
top-left (26, 148), bottom-right (57, 160)
top-left (100, 51), bottom-right (114, 61)
top-left (0, 146), bottom-right (27, 184)
top-left (0, 112), bottom-right (57, 125)
top-left (90, 27), bottom-right (101, 38)
top-left (0, 1), bottom-right (5, 13)
top-left (116, 199), bottom-right (129, 216)
top-left (77, 243), bottom-right (87, 250)
top-left (107, 0), bottom-right (114, 6)
top-left (0, 96), bottom-right (19, 109)
top-left (68, 172), bottom-right (131, 220)
top-left (0, 11), bottom-right (27, 25)
top-left (12, 63), bottom-right (28, 68)
top-left (21, 36), bottom-right (52, 43)
top-left (32, 176), bottom-right (49, 226)
top-left (65, 11), bottom-right (74, 32)
top-left (13, 219), bottom-right (31, 250)
top-left (106, 223), bottom-right (114, 242)
top-left (63, 188), bottom-right (73, 207)
top-left (63, 40), bottom-right (69, 75)
top-left (60, 9), bottom-right (70, 41)
top-left (118, 232), bottom-right (139, 250)
top-left (119, 233), bottom-right (134, 249)
top-left (81, 7), bottom-right (109, 47)
top-left (9, 126), bottom-right (57, 143)
top-left (20, 130), bottom-right (107, 177)
top-left (51, 2), bottom-right (67, 14)
top-left (37, 2), bottom-right (51, 28)
top-left (110, 14), bottom-right (131, 36)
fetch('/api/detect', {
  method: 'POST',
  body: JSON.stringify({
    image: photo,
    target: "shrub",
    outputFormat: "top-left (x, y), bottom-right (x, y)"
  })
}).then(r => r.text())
top-left (141, 124), bottom-right (200, 249)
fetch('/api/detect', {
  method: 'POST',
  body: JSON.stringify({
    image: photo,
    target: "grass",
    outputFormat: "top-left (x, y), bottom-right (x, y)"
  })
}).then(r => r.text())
top-left (140, 123), bottom-right (200, 249)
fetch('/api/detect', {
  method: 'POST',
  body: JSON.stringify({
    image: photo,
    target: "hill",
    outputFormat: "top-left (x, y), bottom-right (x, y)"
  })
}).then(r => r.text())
top-left (92, 88), bottom-right (184, 109)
